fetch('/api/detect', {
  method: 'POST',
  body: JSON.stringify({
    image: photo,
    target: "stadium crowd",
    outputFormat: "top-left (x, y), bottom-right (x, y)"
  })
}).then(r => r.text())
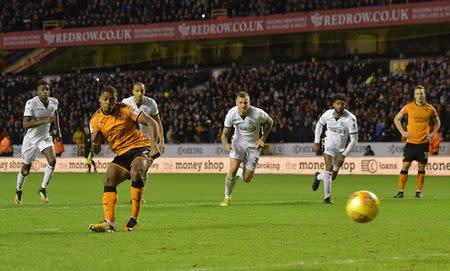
top-left (0, 0), bottom-right (437, 32)
top-left (0, 57), bottom-right (448, 146)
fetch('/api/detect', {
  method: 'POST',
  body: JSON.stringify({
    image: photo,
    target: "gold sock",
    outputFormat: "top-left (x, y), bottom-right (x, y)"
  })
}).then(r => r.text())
top-left (103, 192), bottom-right (118, 222)
top-left (417, 173), bottom-right (425, 191)
top-left (131, 187), bottom-right (145, 218)
top-left (399, 173), bottom-right (408, 190)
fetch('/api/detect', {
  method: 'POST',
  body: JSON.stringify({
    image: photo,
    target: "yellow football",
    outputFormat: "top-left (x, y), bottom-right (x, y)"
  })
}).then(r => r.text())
top-left (346, 190), bottom-right (380, 223)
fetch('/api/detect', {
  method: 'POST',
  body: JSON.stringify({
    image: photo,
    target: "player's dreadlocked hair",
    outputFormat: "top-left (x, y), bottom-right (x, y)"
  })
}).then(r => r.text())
top-left (333, 94), bottom-right (346, 103)
top-left (101, 86), bottom-right (118, 97)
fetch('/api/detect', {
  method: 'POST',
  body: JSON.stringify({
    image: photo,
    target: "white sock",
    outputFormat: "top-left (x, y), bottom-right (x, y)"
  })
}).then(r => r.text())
top-left (16, 172), bottom-right (27, 191)
top-left (225, 174), bottom-right (237, 199)
top-left (106, 220), bottom-right (115, 227)
top-left (236, 167), bottom-right (244, 180)
top-left (41, 165), bottom-right (55, 189)
top-left (323, 171), bottom-right (332, 199)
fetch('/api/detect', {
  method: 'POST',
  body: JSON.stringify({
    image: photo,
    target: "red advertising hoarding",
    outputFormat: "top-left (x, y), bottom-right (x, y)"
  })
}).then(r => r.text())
top-left (1, 1), bottom-right (449, 49)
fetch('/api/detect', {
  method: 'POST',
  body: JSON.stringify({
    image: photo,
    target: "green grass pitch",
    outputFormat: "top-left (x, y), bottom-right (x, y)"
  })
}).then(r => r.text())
top-left (0, 172), bottom-right (448, 271)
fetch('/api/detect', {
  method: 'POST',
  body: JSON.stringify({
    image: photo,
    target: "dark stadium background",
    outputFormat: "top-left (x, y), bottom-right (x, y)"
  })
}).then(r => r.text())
top-left (0, 0), bottom-right (448, 150)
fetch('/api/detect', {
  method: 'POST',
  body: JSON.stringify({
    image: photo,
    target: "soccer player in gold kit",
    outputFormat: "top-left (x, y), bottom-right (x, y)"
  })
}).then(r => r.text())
top-left (87, 86), bottom-right (160, 232)
top-left (393, 85), bottom-right (440, 198)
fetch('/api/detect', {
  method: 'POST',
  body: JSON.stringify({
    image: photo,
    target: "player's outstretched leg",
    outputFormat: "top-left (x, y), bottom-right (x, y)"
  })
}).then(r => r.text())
top-left (312, 172), bottom-right (320, 191)
top-left (89, 186), bottom-right (118, 232)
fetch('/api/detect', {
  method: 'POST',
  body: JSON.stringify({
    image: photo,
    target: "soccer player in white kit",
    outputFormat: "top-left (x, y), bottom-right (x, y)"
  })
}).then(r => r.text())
top-left (312, 94), bottom-right (358, 204)
top-left (122, 82), bottom-right (165, 202)
top-left (219, 91), bottom-right (273, 206)
top-left (15, 79), bottom-right (62, 204)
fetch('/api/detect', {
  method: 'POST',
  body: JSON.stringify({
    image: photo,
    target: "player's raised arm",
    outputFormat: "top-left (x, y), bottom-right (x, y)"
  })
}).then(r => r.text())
top-left (137, 112), bottom-right (161, 159)
top-left (393, 110), bottom-right (411, 138)
top-left (256, 116), bottom-right (273, 150)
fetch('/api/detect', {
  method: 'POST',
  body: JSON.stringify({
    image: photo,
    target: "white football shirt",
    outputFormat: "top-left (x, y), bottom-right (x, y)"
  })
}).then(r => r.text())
top-left (317, 109), bottom-right (358, 150)
top-left (224, 106), bottom-right (270, 148)
top-left (122, 96), bottom-right (159, 138)
top-left (23, 96), bottom-right (58, 142)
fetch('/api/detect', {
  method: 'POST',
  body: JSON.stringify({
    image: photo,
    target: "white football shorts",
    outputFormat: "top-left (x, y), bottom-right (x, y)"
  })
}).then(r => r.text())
top-left (21, 135), bottom-right (54, 164)
top-left (323, 137), bottom-right (343, 172)
top-left (229, 143), bottom-right (261, 172)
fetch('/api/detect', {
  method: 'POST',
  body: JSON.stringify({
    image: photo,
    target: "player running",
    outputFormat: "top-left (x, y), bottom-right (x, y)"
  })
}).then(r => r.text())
top-left (122, 82), bottom-right (165, 203)
top-left (219, 91), bottom-right (273, 207)
top-left (392, 85), bottom-right (440, 198)
top-left (87, 86), bottom-right (160, 232)
top-left (15, 79), bottom-right (62, 204)
top-left (312, 94), bottom-right (358, 204)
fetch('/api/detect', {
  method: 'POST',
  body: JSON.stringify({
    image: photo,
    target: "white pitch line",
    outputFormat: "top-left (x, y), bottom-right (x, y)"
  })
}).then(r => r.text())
top-left (168, 253), bottom-right (449, 271)
top-left (1, 196), bottom-right (448, 211)
top-left (0, 200), bottom-right (306, 211)
top-left (38, 228), bottom-right (61, 232)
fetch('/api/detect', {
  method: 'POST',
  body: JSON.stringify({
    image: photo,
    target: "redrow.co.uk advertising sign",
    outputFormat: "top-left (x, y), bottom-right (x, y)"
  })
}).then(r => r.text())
top-left (1, 1), bottom-right (449, 49)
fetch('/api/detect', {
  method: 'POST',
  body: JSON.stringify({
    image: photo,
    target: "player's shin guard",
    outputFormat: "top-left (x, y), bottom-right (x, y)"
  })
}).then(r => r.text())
top-left (225, 174), bottom-right (237, 199)
top-left (323, 171), bottom-right (332, 199)
top-left (417, 171), bottom-right (425, 191)
top-left (131, 180), bottom-right (145, 219)
top-left (16, 172), bottom-right (27, 191)
top-left (103, 186), bottom-right (118, 223)
top-left (399, 170), bottom-right (408, 191)
top-left (41, 165), bottom-right (54, 188)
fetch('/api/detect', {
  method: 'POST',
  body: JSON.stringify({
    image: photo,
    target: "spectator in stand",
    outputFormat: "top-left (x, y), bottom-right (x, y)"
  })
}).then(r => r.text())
top-left (54, 138), bottom-right (64, 157)
top-left (364, 145), bottom-right (375, 156)
top-left (0, 57), bottom-right (448, 144)
top-left (1, 0), bottom-right (407, 33)
top-left (72, 127), bottom-right (85, 156)
top-left (429, 131), bottom-right (441, 155)
top-left (0, 134), bottom-right (13, 156)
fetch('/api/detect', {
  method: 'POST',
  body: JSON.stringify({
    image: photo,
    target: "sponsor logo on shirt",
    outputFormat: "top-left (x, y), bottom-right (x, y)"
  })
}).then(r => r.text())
top-left (329, 127), bottom-right (345, 134)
